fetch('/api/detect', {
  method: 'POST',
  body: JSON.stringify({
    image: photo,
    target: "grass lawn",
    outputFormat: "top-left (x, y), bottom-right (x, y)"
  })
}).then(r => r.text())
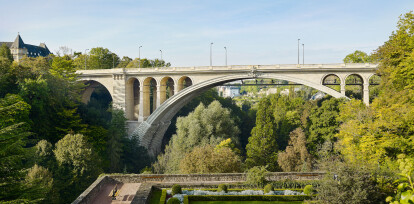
top-left (191, 202), bottom-right (303, 204)
top-left (149, 189), bottom-right (162, 204)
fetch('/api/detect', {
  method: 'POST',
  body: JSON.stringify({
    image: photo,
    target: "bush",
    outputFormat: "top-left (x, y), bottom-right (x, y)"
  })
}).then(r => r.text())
top-left (171, 184), bottom-right (182, 195)
top-left (270, 180), bottom-right (321, 189)
top-left (188, 195), bottom-right (312, 201)
top-left (264, 184), bottom-right (274, 193)
top-left (167, 197), bottom-right (180, 204)
top-left (159, 189), bottom-right (167, 204)
top-left (246, 166), bottom-right (269, 187)
top-left (218, 184), bottom-right (228, 193)
top-left (303, 185), bottom-right (313, 195)
top-left (315, 161), bottom-right (384, 204)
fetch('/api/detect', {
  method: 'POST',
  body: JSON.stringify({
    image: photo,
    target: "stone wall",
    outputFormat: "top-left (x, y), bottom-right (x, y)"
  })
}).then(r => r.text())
top-left (108, 172), bottom-right (324, 184)
top-left (72, 176), bottom-right (118, 204)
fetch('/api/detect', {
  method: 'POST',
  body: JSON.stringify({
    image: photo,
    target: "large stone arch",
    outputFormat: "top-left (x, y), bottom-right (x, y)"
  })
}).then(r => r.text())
top-left (133, 73), bottom-right (348, 157)
top-left (80, 80), bottom-right (113, 104)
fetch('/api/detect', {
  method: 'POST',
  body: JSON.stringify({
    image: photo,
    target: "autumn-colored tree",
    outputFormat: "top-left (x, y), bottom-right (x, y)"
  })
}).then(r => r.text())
top-left (179, 145), bottom-right (242, 173)
top-left (278, 128), bottom-right (312, 172)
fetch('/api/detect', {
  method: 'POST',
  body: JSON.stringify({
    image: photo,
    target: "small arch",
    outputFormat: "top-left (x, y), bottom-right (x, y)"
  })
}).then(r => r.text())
top-left (322, 74), bottom-right (341, 92)
top-left (345, 74), bottom-right (363, 100)
top-left (369, 74), bottom-right (381, 85)
top-left (126, 77), bottom-right (140, 120)
top-left (160, 76), bottom-right (175, 104)
top-left (143, 77), bottom-right (158, 118)
top-left (177, 76), bottom-right (193, 92)
top-left (368, 74), bottom-right (381, 103)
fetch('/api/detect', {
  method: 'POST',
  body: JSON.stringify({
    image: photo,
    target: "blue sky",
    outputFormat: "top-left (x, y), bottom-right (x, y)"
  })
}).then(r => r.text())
top-left (0, 0), bottom-right (413, 66)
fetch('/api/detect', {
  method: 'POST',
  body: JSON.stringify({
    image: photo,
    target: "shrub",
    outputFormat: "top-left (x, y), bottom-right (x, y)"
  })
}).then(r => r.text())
top-left (303, 185), bottom-right (313, 195)
top-left (264, 184), bottom-right (274, 193)
top-left (246, 166), bottom-right (269, 187)
top-left (159, 189), bottom-right (167, 204)
top-left (217, 184), bottom-right (228, 193)
top-left (171, 184), bottom-right (182, 195)
top-left (188, 195), bottom-right (312, 201)
top-left (315, 161), bottom-right (384, 204)
top-left (167, 197), bottom-right (180, 204)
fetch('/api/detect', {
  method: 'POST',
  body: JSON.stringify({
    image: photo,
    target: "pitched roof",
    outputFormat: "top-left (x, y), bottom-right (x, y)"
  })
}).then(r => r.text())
top-left (10, 34), bottom-right (24, 49)
top-left (0, 42), bottom-right (13, 47)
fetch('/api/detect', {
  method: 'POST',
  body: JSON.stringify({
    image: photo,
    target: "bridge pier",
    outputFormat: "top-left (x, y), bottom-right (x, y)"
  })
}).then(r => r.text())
top-left (363, 83), bottom-right (369, 106)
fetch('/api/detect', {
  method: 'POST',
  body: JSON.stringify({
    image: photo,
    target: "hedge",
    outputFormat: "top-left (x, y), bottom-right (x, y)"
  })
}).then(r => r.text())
top-left (270, 180), bottom-right (321, 189)
top-left (181, 188), bottom-right (303, 192)
top-left (159, 189), bottom-right (167, 204)
top-left (186, 195), bottom-right (312, 201)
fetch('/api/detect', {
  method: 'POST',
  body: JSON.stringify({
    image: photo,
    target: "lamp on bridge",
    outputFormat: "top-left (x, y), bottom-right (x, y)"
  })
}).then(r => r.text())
top-left (139, 45), bottom-right (142, 68)
top-left (210, 42), bottom-right (213, 66)
top-left (84, 49), bottom-right (89, 70)
top-left (224, 46), bottom-right (227, 66)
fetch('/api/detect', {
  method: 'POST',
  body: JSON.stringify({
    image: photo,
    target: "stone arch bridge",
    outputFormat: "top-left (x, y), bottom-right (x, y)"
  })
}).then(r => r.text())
top-left (76, 63), bottom-right (378, 156)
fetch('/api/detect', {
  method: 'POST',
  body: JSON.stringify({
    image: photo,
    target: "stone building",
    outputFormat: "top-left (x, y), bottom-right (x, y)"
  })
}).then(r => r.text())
top-left (0, 33), bottom-right (51, 62)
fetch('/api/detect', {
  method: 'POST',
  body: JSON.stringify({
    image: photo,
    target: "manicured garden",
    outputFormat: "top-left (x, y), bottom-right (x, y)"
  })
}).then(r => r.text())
top-left (149, 183), bottom-right (315, 204)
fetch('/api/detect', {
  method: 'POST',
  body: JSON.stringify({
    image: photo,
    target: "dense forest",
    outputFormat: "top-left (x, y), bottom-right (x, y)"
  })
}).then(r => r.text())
top-left (1, 11), bottom-right (414, 204)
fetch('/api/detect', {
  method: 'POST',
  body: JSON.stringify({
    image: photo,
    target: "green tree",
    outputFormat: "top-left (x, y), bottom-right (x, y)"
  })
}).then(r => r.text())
top-left (307, 97), bottom-right (342, 155)
top-left (88, 47), bottom-right (119, 69)
top-left (117, 56), bottom-right (132, 68)
top-left (53, 133), bottom-right (101, 203)
top-left (245, 97), bottom-right (279, 171)
top-left (153, 101), bottom-right (240, 173)
top-left (343, 50), bottom-right (373, 63)
top-left (0, 94), bottom-right (32, 202)
top-left (107, 109), bottom-right (126, 173)
top-left (0, 43), bottom-right (13, 61)
top-left (21, 164), bottom-right (53, 202)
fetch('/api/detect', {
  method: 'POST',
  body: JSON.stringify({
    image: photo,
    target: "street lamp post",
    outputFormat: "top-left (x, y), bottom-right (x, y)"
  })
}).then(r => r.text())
top-left (297, 39), bottom-right (300, 65)
top-left (302, 44), bottom-right (304, 65)
top-left (160, 50), bottom-right (163, 60)
top-left (109, 52), bottom-right (115, 68)
top-left (210, 42), bottom-right (213, 66)
top-left (84, 49), bottom-right (89, 70)
top-left (224, 46), bottom-right (227, 66)
top-left (139, 45), bottom-right (142, 68)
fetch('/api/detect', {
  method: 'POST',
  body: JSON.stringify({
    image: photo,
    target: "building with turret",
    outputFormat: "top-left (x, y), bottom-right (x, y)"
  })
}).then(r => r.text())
top-left (0, 33), bottom-right (51, 62)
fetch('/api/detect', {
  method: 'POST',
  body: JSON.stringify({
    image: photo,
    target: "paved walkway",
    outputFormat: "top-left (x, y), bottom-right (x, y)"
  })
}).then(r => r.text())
top-left (91, 183), bottom-right (141, 204)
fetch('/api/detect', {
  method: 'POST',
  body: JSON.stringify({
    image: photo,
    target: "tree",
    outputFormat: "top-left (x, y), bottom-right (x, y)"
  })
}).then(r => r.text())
top-left (53, 133), bottom-right (101, 203)
top-left (21, 164), bottom-right (53, 202)
top-left (0, 43), bottom-right (13, 61)
top-left (88, 47), bottom-right (119, 69)
top-left (336, 12), bottom-right (414, 166)
top-left (0, 94), bottom-right (32, 202)
top-left (179, 145), bottom-right (242, 174)
top-left (153, 101), bottom-right (240, 173)
top-left (278, 128), bottom-right (312, 172)
top-left (307, 97), bottom-right (342, 155)
top-left (245, 97), bottom-right (279, 171)
top-left (117, 56), bottom-right (132, 68)
top-left (343, 50), bottom-right (373, 63)
top-left (315, 160), bottom-right (383, 204)
top-left (107, 109), bottom-right (126, 173)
